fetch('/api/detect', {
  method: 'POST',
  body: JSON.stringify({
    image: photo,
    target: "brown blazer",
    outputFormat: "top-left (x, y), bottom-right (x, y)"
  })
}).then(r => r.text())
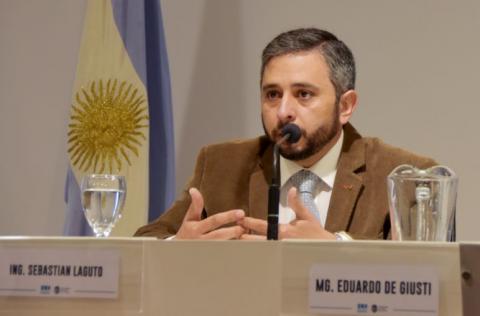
top-left (134, 124), bottom-right (435, 239)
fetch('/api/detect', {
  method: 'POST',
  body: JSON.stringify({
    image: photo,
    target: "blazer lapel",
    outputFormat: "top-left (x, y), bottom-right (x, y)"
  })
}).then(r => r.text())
top-left (248, 143), bottom-right (272, 220)
top-left (325, 124), bottom-right (366, 233)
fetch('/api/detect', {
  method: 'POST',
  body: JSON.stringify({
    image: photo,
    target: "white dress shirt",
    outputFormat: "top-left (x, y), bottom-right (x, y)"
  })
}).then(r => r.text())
top-left (279, 131), bottom-right (344, 226)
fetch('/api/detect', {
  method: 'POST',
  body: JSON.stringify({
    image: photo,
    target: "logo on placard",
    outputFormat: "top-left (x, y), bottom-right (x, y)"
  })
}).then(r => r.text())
top-left (357, 303), bottom-right (368, 313)
top-left (371, 304), bottom-right (388, 313)
top-left (40, 285), bottom-right (51, 294)
top-left (53, 285), bottom-right (70, 295)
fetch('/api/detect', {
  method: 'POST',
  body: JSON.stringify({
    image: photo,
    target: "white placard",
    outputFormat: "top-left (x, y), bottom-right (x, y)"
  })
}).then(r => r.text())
top-left (0, 248), bottom-right (119, 299)
top-left (309, 264), bottom-right (438, 316)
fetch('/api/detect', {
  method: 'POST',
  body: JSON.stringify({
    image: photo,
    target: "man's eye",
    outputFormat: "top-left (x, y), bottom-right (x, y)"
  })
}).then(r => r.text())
top-left (298, 90), bottom-right (312, 99)
top-left (266, 91), bottom-right (280, 99)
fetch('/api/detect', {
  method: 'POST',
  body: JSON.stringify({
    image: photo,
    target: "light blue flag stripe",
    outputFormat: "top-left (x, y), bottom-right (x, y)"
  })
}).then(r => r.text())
top-left (112, 0), bottom-right (175, 222)
top-left (64, 167), bottom-right (93, 235)
top-left (144, 0), bottom-right (175, 221)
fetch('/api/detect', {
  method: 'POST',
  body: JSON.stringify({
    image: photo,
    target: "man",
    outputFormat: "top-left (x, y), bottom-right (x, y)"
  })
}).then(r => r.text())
top-left (135, 28), bottom-right (435, 240)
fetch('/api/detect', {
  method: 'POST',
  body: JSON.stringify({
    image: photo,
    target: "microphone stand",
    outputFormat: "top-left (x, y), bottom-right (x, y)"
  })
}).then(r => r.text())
top-left (267, 135), bottom-right (288, 240)
top-left (266, 123), bottom-right (300, 240)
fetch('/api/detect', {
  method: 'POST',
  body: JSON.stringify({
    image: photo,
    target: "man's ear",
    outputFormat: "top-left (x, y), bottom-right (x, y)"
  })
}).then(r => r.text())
top-left (338, 90), bottom-right (358, 125)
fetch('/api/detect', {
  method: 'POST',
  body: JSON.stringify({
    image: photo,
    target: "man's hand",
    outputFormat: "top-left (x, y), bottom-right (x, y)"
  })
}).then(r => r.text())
top-left (175, 188), bottom-right (246, 240)
top-left (240, 187), bottom-right (336, 240)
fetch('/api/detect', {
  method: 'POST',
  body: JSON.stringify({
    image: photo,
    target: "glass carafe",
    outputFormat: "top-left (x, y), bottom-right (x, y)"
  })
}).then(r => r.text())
top-left (387, 165), bottom-right (457, 241)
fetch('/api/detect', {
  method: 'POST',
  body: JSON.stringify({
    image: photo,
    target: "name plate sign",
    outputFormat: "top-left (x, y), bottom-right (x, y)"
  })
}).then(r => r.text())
top-left (309, 264), bottom-right (438, 316)
top-left (0, 248), bottom-right (119, 299)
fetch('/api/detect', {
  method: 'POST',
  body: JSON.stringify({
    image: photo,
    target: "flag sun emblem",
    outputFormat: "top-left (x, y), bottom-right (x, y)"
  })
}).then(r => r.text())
top-left (68, 79), bottom-right (149, 173)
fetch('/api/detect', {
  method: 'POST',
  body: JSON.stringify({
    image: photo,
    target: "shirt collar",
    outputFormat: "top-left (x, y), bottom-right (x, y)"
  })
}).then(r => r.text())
top-left (280, 130), bottom-right (344, 189)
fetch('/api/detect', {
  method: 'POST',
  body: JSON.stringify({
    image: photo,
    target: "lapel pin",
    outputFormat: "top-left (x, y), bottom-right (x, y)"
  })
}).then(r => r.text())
top-left (343, 184), bottom-right (353, 190)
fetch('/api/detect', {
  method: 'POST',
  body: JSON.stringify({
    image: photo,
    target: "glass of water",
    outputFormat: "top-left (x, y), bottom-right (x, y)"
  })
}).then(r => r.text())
top-left (80, 174), bottom-right (126, 237)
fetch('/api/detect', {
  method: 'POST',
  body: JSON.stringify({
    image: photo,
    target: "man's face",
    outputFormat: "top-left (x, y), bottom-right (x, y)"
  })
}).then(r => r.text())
top-left (261, 50), bottom-right (342, 162)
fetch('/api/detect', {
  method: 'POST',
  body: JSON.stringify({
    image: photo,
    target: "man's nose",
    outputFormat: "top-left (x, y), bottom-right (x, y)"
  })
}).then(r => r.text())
top-left (277, 94), bottom-right (296, 123)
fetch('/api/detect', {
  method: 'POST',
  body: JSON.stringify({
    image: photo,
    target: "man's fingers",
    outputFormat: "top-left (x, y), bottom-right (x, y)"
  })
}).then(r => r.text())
top-left (202, 226), bottom-right (245, 240)
top-left (184, 188), bottom-right (205, 222)
top-left (238, 217), bottom-right (268, 235)
top-left (199, 209), bottom-right (245, 232)
top-left (240, 234), bottom-right (266, 240)
top-left (287, 187), bottom-right (317, 221)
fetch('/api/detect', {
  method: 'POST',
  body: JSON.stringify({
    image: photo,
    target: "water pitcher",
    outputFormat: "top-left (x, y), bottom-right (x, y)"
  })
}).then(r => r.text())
top-left (387, 165), bottom-right (458, 241)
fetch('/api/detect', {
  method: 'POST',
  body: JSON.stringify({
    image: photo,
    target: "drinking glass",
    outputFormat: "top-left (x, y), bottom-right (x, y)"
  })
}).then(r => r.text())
top-left (80, 174), bottom-right (126, 237)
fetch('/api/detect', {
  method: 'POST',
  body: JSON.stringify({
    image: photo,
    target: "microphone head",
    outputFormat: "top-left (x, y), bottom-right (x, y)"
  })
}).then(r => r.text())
top-left (280, 124), bottom-right (301, 144)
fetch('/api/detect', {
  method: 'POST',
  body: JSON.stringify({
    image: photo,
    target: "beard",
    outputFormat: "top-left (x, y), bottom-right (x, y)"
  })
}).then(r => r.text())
top-left (262, 105), bottom-right (341, 161)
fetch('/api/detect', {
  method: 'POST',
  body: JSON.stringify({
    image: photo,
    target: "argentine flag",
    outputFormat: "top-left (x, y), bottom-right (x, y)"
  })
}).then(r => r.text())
top-left (64, 0), bottom-right (175, 236)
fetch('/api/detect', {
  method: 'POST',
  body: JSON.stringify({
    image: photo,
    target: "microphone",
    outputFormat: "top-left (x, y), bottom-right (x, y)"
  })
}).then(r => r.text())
top-left (280, 123), bottom-right (301, 144)
top-left (267, 124), bottom-right (301, 240)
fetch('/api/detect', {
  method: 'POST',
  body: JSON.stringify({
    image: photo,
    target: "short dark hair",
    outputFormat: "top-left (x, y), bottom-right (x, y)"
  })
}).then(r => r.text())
top-left (261, 28), bottom-right (356, 101)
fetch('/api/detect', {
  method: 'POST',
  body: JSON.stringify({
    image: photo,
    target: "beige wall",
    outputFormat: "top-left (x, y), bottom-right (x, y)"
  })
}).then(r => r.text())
top-left (1, 0), bottom-right (479, 240)
top-left (0, 0), bottom-right (86, 235)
